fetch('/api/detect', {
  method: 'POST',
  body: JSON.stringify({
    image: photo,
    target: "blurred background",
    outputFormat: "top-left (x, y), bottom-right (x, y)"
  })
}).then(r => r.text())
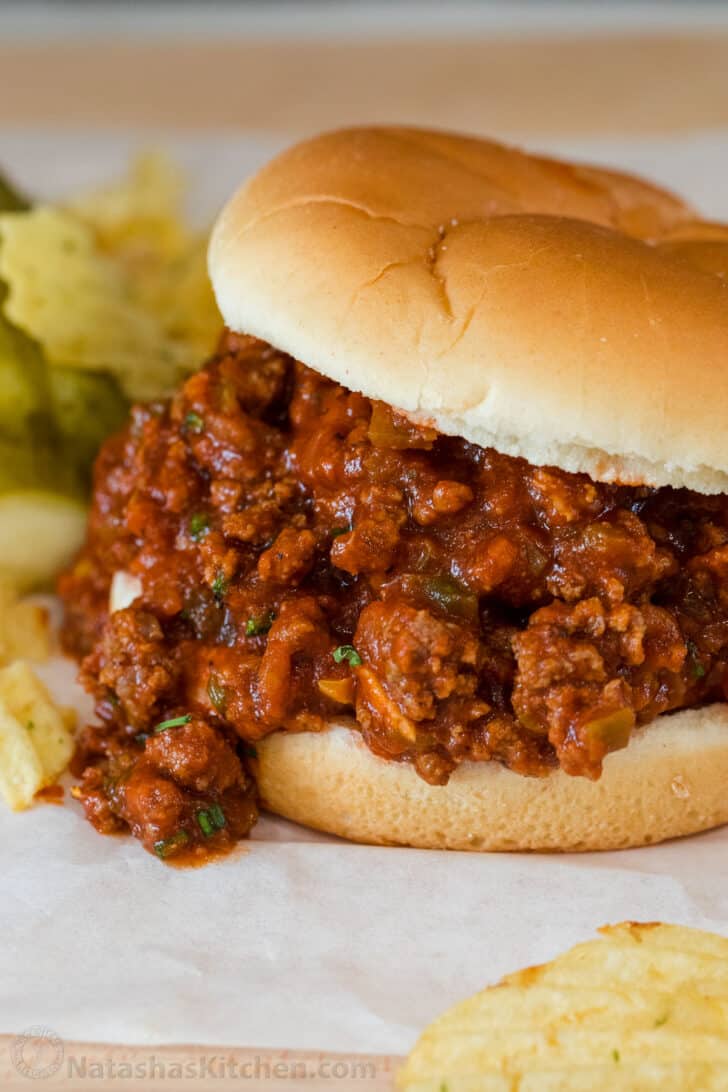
top-left (2, 0), bottom-right (728, 140)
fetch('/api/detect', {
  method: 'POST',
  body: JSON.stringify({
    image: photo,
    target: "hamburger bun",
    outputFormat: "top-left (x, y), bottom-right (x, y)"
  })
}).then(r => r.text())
top-left (256, 711), bottom-right (728, 852)
top-left (209, 127), bottom-right (728, 851)
top-left (209, 125), bottom-right (728, 493)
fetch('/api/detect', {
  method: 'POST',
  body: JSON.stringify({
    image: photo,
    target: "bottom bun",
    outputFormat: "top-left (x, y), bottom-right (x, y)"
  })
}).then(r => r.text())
top-left (256, 706), bottom-right (728, 851)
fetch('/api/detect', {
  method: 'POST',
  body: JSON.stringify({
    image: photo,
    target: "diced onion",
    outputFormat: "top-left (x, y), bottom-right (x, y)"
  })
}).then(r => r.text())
top-left (109, 570), bottom-right (142, 614)
top-left (317, 677), bottom-right (356, 705)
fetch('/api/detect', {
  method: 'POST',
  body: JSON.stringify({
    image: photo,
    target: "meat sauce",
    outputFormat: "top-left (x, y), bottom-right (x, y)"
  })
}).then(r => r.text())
top-left (60, 332), bottom-right (728, 858)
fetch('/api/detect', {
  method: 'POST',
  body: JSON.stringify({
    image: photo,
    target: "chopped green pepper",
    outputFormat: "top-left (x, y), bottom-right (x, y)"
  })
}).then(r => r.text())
top-left (188, 512), bottom-right (210, 541)
top-left (418, 574), bottom-right (479, 622)
top-left (207, 675), bottom-right (227, 713)
top-left (245, 611), bottom-right (275, 637)
top-left (183, 411), bottom-right (204, 434)
top-left (583, 709), bottom-right (634, 753)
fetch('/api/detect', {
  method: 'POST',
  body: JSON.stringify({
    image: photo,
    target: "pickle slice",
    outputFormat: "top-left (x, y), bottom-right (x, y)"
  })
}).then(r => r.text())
top-left (0, 313), bottom-right (53, 444)
top-left (0, 171), bottom-right (30, 213)
top-left (583, 708), bottom-right (635, 754)
top-left (48, 366), bottom-right (127, 482)
top-left (0, 435), bottom-right (80, 499)
top-left (0, 491), bottom-right (87, 591)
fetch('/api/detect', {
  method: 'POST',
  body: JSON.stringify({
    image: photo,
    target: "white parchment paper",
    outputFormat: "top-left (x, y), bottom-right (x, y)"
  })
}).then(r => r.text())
top-left (1, 129), bottom-right (728, 1054)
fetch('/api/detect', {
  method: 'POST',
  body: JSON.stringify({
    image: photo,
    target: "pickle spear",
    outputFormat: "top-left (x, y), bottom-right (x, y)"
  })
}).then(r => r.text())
top-left (48, 366), bottom-right (128, 487)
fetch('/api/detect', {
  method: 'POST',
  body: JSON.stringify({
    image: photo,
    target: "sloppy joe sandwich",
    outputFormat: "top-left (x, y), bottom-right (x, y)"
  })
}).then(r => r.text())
top-left (60, 127), bottom-right (728, 858)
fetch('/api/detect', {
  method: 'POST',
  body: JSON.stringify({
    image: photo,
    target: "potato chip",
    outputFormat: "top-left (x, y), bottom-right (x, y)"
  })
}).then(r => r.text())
top-left (398, 923), bottom-right (728, 1091)
top-left (0, 704), bottom-right (44, 812)
top-left (71, 152), bottom-right (221, 368)
top-left (0, 206), bottom-right (192, 400)
top-left (0, 152), bottom-right (222, 402)
top-left (132, 233), bottom-right (222, 366)
top-left (0, 581), bottom-right (50, 664)
top-left (0, 660), bottom-right (74, 810)
top-left (69, 151), bottom-right (187, 263)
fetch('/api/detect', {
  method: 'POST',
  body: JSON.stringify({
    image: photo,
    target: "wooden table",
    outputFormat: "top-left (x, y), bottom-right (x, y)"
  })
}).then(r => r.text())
top-left (1, 1039), bottom-right (400, 1091)
top-left (2, 20), bottom-right (726, 1090)
top-left (2, 32), bottom-right (728, 139)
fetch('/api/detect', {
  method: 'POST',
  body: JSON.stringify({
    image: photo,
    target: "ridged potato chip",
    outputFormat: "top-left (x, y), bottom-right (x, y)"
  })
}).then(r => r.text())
top-left (71, 153), bottom-right (221, 364)
top-left (0, 206), bottom-right (192, 400)
top-left (0, 153), bottom-right (222, 402)
top-left (0, 660), bottom-right (74, 810)
top-left (69, 152), bottom-right (187, 263)
top-left (398, 923), bottom-right (728, 1091)
top-left (0, 581), bottom-right (50, 664)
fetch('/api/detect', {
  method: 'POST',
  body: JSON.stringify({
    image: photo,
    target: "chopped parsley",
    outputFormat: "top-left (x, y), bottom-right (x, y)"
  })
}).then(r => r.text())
top-left (333, 644), bottom-right (362, 667)
top-left (211, 571), bottom-right (229, 603)
top-left (331, 525), bottom-right (352, 537)
top-left (183, 411), bottom-right (204, 435)
top-left (612, 1049), bottom-right (620, 1063)
top-left (196, 804), bottom-right (227, 838)
top-left (188, 512), bottom-right (210, 541)
top-left (154, 830), bottom-right (190, 859)
top-left (242, 742), bottom-right (258, 759)
top-left (207, 675), bottom-right (227, 714)
top-left (135, 732), bottom-right (149, 745)
top-left (154, 714), bottom-right (192, 734)
top-left (654, 1012), bottom-right (669, 1027)
top-left (245, 611), bottom-right (275, 637)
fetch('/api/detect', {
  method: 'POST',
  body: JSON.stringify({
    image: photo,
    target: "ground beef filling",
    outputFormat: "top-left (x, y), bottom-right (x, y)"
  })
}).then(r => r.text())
top-left (60, 332), bottom-right (728, 857)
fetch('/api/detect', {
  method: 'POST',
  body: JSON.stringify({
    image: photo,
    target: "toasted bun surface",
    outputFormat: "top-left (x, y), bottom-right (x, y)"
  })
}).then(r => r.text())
top-left (256, 709), bottom-right (728, 851)
top-left (210, 126), bottom-right (728, 493)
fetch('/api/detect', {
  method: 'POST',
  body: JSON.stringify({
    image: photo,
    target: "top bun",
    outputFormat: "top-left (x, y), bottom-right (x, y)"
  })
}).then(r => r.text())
top-left (209, 126), bottom-right (728, 493)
